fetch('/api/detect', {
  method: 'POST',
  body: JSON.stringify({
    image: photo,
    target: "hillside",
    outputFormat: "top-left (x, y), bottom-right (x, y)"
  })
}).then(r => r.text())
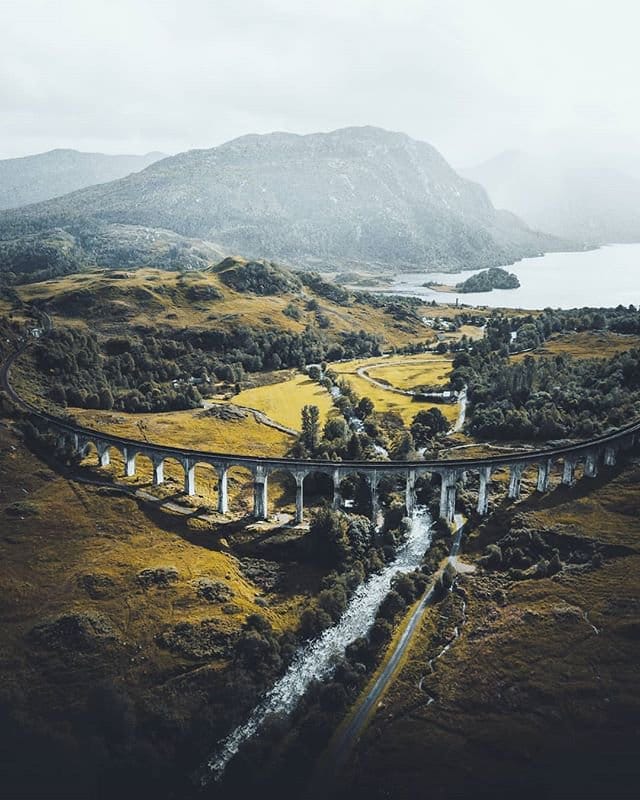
top-left (463, 151), bottom-right (640, 245)
top-left (0, 225), bottom-right (225, 284)
top-left (9, 259), bottom-right (432, 346)
top-left (0, 148), bottom-right (165, 210)
top-left (0, 128), bottom-right (567, 276)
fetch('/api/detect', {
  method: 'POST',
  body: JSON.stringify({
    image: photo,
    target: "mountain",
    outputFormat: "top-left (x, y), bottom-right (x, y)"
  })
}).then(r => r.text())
top-left (0, 128), bottom-right (566, 277)
top-left (463, 151), bottom-right (640, 245)
top-left (0, 149), bottom-right (166, 210)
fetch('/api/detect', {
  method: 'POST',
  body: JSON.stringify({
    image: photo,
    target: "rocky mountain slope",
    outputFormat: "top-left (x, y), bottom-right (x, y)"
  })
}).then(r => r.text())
top-left (0, 148), bottom-right (165, 210)
top-left (0, 128), bottom-right (566, 275)
top-left (463, 150), bottom-right (640, 245)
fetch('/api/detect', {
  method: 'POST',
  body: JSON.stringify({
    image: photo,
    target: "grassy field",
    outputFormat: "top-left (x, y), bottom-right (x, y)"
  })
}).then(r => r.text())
top-left (364, 355), bottom-right (452, 391)
top-left (71, 405), bottom-right (293, 456)
top-left (225, 373), bottom-right (334, 431)
top-left (11, 267), bottom-right (441, 350)
top-left (331, 355), bottom-right (459, 425)
top-left (512, 330), bottom-right (640, 362)
top-left (0, 418), bottom-right (334, 796)
top-left (0, 424), bottom-right (310, 688)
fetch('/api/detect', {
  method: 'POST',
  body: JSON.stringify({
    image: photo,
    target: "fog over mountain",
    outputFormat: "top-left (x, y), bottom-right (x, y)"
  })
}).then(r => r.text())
top-left (463, 151), bottom-right (640, 245)
top-left (0, 149), bottom-right (165, 211)
top-left (0, 127), bottom-right (566, 275)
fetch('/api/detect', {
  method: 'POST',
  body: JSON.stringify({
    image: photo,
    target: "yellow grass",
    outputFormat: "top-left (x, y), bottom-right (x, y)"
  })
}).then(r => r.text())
top-left (511, 330), bottom-right (640, 362)
top-left (0, 427), bottom-right (304, 671)
top-left (226, 374), bottom-right (334, 431)
top-left (331, 355), bottom-right (459, 425)
top-left (70, 405), bottom-right (293, 456)
top-left (15, 267), bottom-right (439, 349)
top-left (366, 356), bottom-right (452, 391)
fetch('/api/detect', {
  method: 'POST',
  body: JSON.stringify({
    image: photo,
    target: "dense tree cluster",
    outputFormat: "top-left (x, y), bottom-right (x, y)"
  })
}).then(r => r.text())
top-left (219, 260), bottom-right (302, 295)
top-left (455, 267), bottom-right (519, 293)
top-left (33, 320), bottom-right (384, 413)
top-left (410, 407), bottom-right (449, 446)
top-left (467, 349), bottom-right (640, 440)
top-left (451, 306), bottom-right (640, 440)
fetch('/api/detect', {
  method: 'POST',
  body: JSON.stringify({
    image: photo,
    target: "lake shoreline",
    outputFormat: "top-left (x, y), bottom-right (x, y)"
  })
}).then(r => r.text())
top-left (378, 242), bottom-right (640, 310)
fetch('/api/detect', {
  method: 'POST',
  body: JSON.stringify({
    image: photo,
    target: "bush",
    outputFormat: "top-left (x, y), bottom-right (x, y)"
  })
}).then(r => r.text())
top-left (299, 607), bottom-right (333, 639)
top-left (378, 590), bottom-right (406, 621)
top-left (319, 682), bottom-right (348, 711)
top-left (317, 586), bottom-right (348, 621)
top-left (369, 618), bottom-right (393, 647)
top-left (392, 573), bottom-right (417, 604)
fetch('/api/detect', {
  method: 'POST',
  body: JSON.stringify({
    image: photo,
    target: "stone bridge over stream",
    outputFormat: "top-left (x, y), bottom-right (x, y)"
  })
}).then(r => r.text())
top-left (40, 411), bottom-right (640, 524)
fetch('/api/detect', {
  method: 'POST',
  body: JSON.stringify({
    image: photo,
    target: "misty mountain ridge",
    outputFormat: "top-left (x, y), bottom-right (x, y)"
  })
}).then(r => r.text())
top-left (0, 148), bottom-right (166, 211)
top-left (0, 127), bottom-right (566, 278)
top-left (463, 151), bottom-right (640, 245)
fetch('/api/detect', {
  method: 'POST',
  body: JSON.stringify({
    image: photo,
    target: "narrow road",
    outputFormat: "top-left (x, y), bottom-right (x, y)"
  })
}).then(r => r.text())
top-left (323, 515), bottom-right (466, 776)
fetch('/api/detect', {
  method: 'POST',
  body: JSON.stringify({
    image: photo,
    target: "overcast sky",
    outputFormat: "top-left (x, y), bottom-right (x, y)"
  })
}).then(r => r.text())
top-left (1, 0), bottom-right (639, 169)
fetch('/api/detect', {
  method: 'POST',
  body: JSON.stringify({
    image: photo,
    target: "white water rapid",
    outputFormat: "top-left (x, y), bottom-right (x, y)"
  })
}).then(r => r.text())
top-left (201, 507), bottom-right (434, 784)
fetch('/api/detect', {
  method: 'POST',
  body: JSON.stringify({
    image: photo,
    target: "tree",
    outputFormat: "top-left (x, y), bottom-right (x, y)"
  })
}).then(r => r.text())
top-left (390, 431), bottom-right (417, 461)
top-left (357, 396), bottom-right (375, 419)
top-left (324, 417), bottom-right (348, 441)
top-left (307, 508), bottom-right (351, 567)
top-left (410, 407), bottom-right (449, 445)
top-left (301, 404), bottom-right (321, 451)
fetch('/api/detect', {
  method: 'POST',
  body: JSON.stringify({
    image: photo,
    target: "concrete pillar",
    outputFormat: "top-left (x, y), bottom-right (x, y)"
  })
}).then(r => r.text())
top-left (584, 451), bottom-right (599, 478)
top-left (253, 466), bottom-right (268, 520)
top-left (439, 471), bottom-right (456, 523)
top-left (536, 458), bottom-right (553, 493)
top-left (97, 443), bottom-right (110, 468)
top-left (477, 465), bottom-right (492, 516)
top-left (294, 471), bottom-right (306, 524)
top-left (72, 433), bottom-right (80, 453)
top-left (369, 471), bottom-right (380, 522)
top-left (152, 456), bottom-right (164, 486)
top-left (217, 466), bottom-right (229, 514)
top-left (332, 469), bottom-right (342, 510)
top-left (508, 463), bottom-right (524, 500)
top-left (183, 459), bottom-right (196, 496)
top-left (562, 458), bottom-right (576, 486)
top-left (123, 447), bottom-right (136, 477)
top-left (604, 446), bottom-right (617, 467)
top-left (405, 469), bottom-right (417, 516)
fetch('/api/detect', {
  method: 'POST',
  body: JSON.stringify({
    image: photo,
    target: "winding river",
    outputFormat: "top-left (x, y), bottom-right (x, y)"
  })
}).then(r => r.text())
top-left (200, 508), bottom-right (434, 784)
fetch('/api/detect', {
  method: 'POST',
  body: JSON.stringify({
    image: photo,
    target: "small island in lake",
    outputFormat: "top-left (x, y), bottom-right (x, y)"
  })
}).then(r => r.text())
top-left (455, 266), bottom-right (520, 293)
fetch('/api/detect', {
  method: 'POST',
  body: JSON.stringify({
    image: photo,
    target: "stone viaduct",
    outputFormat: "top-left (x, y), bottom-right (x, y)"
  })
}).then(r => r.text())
top-left (44, 411), bottom-right (640, 524)
top-left (3, 336), bottom-right (638, 526)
